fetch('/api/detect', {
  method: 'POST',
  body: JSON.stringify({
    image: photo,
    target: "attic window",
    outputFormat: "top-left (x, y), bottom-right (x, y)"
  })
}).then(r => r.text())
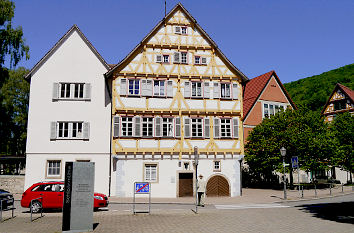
top-left (175, 26), bottom-right (187, 35)
top-left (194, 56), bottom-right (207, 65)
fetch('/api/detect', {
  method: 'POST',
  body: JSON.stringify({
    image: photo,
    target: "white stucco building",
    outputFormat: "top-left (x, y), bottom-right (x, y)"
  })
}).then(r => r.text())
top-left (24, 25), bottom-right (111, 195)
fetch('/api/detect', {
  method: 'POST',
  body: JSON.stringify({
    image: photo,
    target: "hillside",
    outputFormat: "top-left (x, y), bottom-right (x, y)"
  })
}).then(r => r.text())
top-left (284, 64), bottom-right (354, 112)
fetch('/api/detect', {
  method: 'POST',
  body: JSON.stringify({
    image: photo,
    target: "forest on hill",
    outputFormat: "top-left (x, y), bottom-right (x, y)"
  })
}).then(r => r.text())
top-left (284, 63), bottom-right (354, 112)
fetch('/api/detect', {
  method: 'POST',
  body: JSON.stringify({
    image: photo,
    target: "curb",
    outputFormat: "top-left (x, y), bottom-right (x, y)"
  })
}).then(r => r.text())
top-left (274, 191), bottom-right (354, 204)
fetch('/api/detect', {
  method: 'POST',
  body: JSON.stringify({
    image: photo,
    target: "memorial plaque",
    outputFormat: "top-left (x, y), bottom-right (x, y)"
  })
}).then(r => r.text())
top-left (62, 162), bottom-right (95, 232)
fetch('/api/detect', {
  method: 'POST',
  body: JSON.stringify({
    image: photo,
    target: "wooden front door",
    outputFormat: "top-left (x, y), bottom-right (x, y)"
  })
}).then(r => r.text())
top-left (179, 173), bottom-right (193, 197)
top-left (206, 175), bottom-right (230, 197)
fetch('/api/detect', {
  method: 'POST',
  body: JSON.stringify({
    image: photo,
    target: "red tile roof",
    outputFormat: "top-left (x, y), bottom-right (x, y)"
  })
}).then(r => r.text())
top-left (338, 83), bottom-right (354, 102)
top-left (243, 71), bottom-right (274, 119)
top-left (243, 70), bottom-right (296, 120)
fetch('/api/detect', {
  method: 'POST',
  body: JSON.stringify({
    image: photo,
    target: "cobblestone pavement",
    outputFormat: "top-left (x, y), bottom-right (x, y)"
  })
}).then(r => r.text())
top-left (1, 205), bottom-right (353, 233)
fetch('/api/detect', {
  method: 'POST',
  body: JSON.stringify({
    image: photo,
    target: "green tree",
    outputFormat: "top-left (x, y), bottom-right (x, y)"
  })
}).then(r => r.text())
top-left (245, 108), bottom-right (335, 187)
top-left (331, 112), bottom-right (354, 183)
top-left (0, 67), bottom-right (29, 155)
top-left (0, 0), bottom-right (29, 70)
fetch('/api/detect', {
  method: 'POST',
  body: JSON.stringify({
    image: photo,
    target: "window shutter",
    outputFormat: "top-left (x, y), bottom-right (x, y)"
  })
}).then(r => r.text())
top-left (156, 54), bottom-right (162, 63)
top-left (146, 80), bottom-right (153, 96)
top-left (213, 117), bottom-right (220, 139)
top-left (141, 80), bottom-right (147, 96)
top-left (167, 80), bottom-right (173, 97)
top-left (201, 57), bottom-right (207, 65)
top-left (113, 116), bottom-right (120, 137)
top-left (233, 117), bottom-right (239, 138)
top-left (134, 116), bottom-right (141, 137)
top-left (175, 26), bottom-right (181, 34)
top-left (184, 81), bottom-right (191, 98)
top-left (203, 82), bottom-right (210, 98)
top-left (84, 83), bottom-right (91, 100)
top-left (232, 83), bottom-right (239, 100)
top-left (50, 122), bottom-right (57, 140)
top-left (204, 118), bottom-right (210, 138)
top-left (120, 79), bottom-right (127, 95)
top-left (83, 122), bottom-right (90, 140)
top-left (174, 52), bottom-right (180, 63)
top-left (52, 83), bottom-right (59, 101)
top-left (175, 117), bottom-right (181, 138)
top-left (184, 117), bottom-right (190, 138)
top-left (155, 117), bottom-right (162, 137)
top-left (213, 82), bottom-right (220, 99)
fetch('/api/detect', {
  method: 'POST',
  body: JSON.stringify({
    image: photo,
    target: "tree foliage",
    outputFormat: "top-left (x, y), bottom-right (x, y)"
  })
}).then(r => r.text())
top-left (0, 67), bottom-right (29, 155)
top-left (330, 112), bottom-right (354, 182)
top-left (244, 108), bottom-right (335, 187)
top-left (284, 64), bottom-right (354, 112)
top-left (0, 0), bottom-right (29, 69)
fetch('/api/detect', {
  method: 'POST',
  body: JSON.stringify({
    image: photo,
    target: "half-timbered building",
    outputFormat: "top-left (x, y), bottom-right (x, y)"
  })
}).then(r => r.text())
top-left (106, 3), bottom-right (248, 197)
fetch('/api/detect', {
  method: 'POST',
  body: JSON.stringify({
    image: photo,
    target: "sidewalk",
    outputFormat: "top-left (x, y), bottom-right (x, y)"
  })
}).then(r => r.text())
top-left (108, 186), bottom-right (354, 205)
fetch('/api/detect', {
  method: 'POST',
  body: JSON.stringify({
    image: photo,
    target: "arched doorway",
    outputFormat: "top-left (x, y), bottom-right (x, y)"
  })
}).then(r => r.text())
top-left (206, 175), bottom-right (230, 197)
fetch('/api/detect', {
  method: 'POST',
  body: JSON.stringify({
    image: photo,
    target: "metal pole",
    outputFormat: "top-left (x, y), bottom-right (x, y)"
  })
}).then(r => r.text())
top-left (195, 163), bottom-right (198, 214)
top-left (297, 168), bottom-right (300, 197)
top-left (283, 157), bottom-right (287, 200)
top-left (329, 183), bottom-right (332, 196)
top-left (342, 184), bottom-right (344, 193)
top-left (0, 200), bottom-right (3, 222)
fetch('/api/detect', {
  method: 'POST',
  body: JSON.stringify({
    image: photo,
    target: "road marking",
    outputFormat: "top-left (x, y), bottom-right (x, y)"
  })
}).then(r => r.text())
top-left (215, 203), bottom-right (290, 210)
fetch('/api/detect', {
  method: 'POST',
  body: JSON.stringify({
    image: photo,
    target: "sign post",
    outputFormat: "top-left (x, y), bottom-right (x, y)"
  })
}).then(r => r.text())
top-left (291, 156), bottom-right (301, 197)
top-left (133, 182), bottom-right (151, 214)
top-left (62, 162), bottom-right (95, 232)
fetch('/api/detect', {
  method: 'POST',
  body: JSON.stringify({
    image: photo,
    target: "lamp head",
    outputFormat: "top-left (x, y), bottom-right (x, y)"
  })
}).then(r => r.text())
top-left (280, 147), bottom-right (286, 157)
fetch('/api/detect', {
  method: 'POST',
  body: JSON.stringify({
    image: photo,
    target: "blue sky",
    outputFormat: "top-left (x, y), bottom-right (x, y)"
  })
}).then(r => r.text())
top-left (12, 0), bottom-right (354, 83)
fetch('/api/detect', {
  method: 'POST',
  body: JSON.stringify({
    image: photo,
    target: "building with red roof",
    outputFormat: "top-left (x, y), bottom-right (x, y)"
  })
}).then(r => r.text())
top-left (243, 70), bottom-right (296, 143)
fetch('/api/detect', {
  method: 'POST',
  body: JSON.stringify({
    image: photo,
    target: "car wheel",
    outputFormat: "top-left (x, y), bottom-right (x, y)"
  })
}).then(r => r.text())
top-left (31, 200), bottom-right (42, 213)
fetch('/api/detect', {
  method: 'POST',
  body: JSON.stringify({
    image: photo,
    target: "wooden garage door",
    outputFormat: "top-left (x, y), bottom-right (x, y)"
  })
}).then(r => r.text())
top-left (206, 175), bottom-right (229, 197)
top-left (179, 173), bottom-right (193, 197)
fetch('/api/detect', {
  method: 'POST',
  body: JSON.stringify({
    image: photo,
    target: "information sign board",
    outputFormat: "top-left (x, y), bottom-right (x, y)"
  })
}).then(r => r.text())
top-left (291, 156), bottom-right (299, 169)
top-left (135, 182), bottom-right (150, 194)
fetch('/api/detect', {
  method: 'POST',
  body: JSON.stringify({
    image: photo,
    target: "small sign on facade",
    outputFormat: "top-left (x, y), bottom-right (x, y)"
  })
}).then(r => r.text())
top-left (291, 156), bottom-right (299, 169)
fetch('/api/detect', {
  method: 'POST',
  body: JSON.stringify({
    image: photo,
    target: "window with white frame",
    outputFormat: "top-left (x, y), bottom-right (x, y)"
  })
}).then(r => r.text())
top-left (154, 80), bottom-right (165, 96)
top-left (181, 26), bottom-right (187, 35)
top-left (162, 118), bottom-right (174, 137)
top-left (220, 83), bottom-right (231, 98)
top-left (144, 164), bottom-right (158, 182)
top-left (163, 55), bottom-right (169, 63)
top-left (220, 118), bottom-right (232, 138)
top-left (142, 117), bottom-right (153, 137)
top-left (58, 83), bottom-right (86, 99)
top-left (128, 79), bottom-right (140, 95)
top-left (57, 122), bottom-right (83, 139)
top-left (213, 161), bottom-right (221, 171)
top-left (47, 160), bottom-right (61, 177)
top-left (263, 103), bottom-right (285, 118)
top-left (194, 56), bottom-right (207, 65)
top-left (175, 26), bottom-right (187, 35)
top-left (191, 82), bottom-right (202, 97)
top-left (191, 118), bottom-right (203, 137)
top-left (121, 117), bottom-right (133, 136)
top-left (181, 52), bottom-right (187, 64)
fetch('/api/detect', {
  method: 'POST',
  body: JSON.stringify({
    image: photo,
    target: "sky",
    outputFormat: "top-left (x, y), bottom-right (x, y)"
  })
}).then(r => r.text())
top-left (11, 0), bottom-right (354, 83)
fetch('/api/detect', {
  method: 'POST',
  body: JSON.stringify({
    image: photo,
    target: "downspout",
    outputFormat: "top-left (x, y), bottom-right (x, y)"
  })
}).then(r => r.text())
top-left (105, 74), bottom-right (113, 197)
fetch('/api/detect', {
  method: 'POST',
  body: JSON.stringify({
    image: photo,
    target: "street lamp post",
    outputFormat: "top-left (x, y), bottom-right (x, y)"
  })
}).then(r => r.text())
top-left (194, 146), bottom-right (199, 214)
top-left (280, 147), bottom-right (287, 200)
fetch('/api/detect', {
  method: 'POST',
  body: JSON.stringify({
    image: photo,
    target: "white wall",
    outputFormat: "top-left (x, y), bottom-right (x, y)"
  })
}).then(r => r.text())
top-left (113, 157), bottom-right (241, 198)
top-left (25, 29), bottom-right (111, 195)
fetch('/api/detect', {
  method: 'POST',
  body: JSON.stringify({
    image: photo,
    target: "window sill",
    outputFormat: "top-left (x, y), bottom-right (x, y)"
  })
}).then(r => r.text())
top-left (51, 138), bottom-right (88, 140)
top-left (53, 98), bottom-right (90, 101)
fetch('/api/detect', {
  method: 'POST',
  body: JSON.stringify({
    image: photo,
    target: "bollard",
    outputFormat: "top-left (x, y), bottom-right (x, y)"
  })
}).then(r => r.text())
top-left (314, 184), bottom-right (317, 197)
top-left (301, 185), bottom-right (304, 198)
top-left (342, 184), bottom-right (344, 193)
top-left (329, 183), bottom-right (332, 196)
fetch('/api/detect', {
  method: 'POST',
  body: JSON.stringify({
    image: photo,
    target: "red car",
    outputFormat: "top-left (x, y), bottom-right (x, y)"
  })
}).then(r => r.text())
top-left (21, 181), bottom-right (108, 212)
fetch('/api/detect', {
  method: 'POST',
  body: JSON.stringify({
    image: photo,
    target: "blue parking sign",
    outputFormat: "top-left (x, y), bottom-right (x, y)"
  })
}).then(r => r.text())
top-left (291, 156), bottom-right (299, 169)
top-left (135, 182), bottom-right (150, 194)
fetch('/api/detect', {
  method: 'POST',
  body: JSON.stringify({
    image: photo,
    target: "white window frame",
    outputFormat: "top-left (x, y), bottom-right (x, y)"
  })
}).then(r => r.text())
top-left (191, 118), bottom-right (203, 138)
top-left (46, 160), bottom-right (61, 178)
top-left (121, 116), bottom-right (133, 137)
top-left (142, 117), bottom-right (154, 138)
top-left (220, 82), bottom-right (231, 99)
top-left (162, 117), bottom-right (174, 137)
top-left (181, 52), bottom-right (188, 64)
top-left (175, 26), bottom-right (187, 35)
top-left (128, 79), bottom-right (140, 96)
top-left (57, 122), bottom-right (83, 139)
top-left (194, 56), bottom-right (207, 65)
top-left (163, 54), bottom-right (170, 64)
top-left (153, 80), bottom-right (166, 97)
top-left (59, 83), bottom-right (86, 99)
top-left (144, 163), bottom-right (158, 183)
top-left (262, 101), bottom-right (286, 119)
top-left (213, 160), bottom-right (221, 172)
top-left (220, 118), bottom-right (232, 138)
top-left (191, 81), bottom-right (203, 98)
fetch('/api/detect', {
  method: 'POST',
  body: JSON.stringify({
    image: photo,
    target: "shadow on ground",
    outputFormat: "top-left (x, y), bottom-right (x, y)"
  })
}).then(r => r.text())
top-left (296, 202), bottom-right (354, 224)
